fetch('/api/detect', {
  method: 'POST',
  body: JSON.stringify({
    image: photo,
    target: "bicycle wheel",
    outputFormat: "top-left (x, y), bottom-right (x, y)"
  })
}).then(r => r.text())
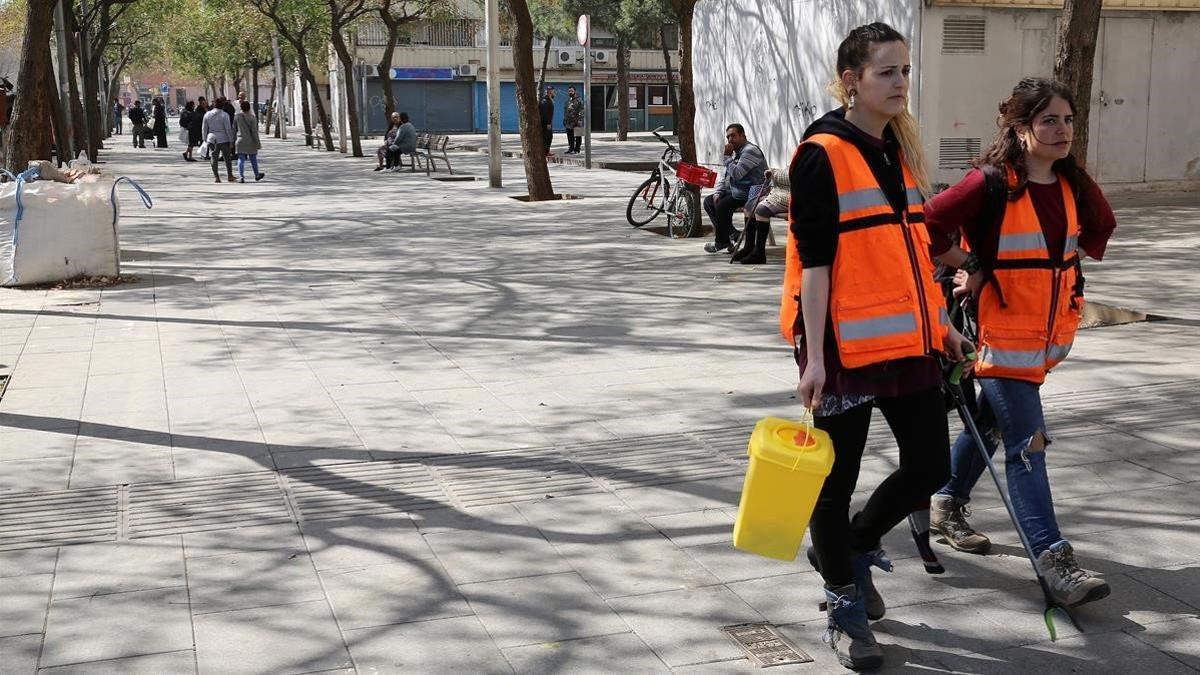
top-left (626, 175), bottom-right (666, 227)
top-left (666, 185), bottom-right (700, 239)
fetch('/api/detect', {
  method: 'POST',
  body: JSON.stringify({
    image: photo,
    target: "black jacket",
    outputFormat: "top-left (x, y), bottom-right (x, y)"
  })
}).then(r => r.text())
top-left (539, 97), bottom-right (554, 128)
top-left (128, 106), bottom-right (146, 125)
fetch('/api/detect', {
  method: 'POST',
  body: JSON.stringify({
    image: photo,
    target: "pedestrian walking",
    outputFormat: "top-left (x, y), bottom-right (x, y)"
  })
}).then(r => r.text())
top-left (925, 77), bottom-right (1117, 606)
top-left (782, 22), bottom-right (971, 671)
top-left (703, 124), bottom-right (765, 253)
top-left (563, 86), bottom-right (584, 154)
top-left (152, 96), bottom-right (168, 148)
top-left (196, 97), bottom-right (211, 159)
top-left (179, 101), bottom-right (196, 161)
top-left (539, 86), bottom-right (555, 157)
top-left (128, 101), bottom-right (147, 148)
top-left (202, 96), bottom-right (236, 183)
top-left (113, 100), bottom-right (124, 135)
top-left (234, 100), bottom-right (265, 183)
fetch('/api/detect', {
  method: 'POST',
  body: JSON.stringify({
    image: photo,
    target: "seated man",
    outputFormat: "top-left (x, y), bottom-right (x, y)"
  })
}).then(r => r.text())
top-left (703, 124), bottom-right (766, 253)
top-left (387, 112), bottom-right (417, 170)
top-left (375, 112), bottom-right (402, 171)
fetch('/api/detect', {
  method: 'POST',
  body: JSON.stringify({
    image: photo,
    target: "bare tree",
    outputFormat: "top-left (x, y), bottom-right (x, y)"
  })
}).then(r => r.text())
top-left (1053, 0), bottom-right (1102, 166)
top-left (327, 0), bottom-right (372, 157)
top-left (510, 0), bottom-right (554, 199)
top-left (669, 0), bottom-right (696, 165)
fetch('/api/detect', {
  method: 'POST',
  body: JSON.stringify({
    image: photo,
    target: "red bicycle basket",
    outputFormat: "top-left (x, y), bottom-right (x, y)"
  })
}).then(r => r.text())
top-left (676, 162), bottom-right (718, 188)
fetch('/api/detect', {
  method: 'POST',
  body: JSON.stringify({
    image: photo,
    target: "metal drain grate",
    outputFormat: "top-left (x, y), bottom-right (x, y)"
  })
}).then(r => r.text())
top-left (128, 472), bottom-right (292, 538)
top-left (0, 487), bottom-right (118, 550)
top-left (428, 449), bottom-right (602, 508)
top-left (721, 623), bottom-right (812, 667)
top-left (565, 433), bottom-right (743, 489)
top-left (284, 460), bottom-right (450, 521)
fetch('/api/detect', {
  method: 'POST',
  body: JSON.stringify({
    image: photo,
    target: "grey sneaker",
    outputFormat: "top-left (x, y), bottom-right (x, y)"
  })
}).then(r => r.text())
top-left (1037, 540), bottom-right (1110, 607)
top-left (931, 495), bottom-right (991, 554)
top-left (823, 583), bottom-right (884, 671)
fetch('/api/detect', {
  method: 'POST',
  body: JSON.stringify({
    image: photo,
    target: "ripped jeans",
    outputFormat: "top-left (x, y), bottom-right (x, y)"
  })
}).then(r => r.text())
top-left (935, 376), bottom-right (1062, 555)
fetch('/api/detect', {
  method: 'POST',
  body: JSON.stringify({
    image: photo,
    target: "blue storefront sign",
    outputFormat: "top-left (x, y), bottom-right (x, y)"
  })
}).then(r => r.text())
top-left (390, 67), bottom-right (457, 81)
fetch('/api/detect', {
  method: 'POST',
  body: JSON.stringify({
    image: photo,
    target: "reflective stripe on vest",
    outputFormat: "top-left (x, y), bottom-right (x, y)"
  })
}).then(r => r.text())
top-left (997, 231), bottom-right (1048, 253)
top-left (1047, 341), bottom-right (1073, 363)
top-left (979, 345), bottom-right (1045, 369)
top-left (838, 312), bottom-right (918, 342)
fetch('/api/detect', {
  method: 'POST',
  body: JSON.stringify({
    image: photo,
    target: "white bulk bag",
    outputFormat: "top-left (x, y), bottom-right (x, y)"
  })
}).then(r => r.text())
top-left (0, 171), bottom-right (152, 287)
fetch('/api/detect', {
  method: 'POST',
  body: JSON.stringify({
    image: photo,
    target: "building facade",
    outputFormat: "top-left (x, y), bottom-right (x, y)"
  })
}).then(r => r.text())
top-left (692, 0), bottom-right (1200, 187)
top-left (349, 15), bottom-right (680, 135)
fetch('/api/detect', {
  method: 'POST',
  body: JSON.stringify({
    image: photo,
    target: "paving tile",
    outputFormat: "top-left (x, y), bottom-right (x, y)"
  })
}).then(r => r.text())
top-left (301, 515), bottom-right (436, 571)
top-left (503, 632), bottom-right (670, 674)
top-left (186, 548), bottom-right (325, 614)
top-left (0, 428), bottom-right (76, 462)
top-left (423, 525), bottom-right (573, 585)
top-left (0, 574), bottom-right (52, 638)
top-left (40, 587), bottom-right (192, 667)
top-left (320, 559), bottom-right (471, 630)
top-left (0, 634), bottom-right (42, 675)
top-left (1127, 617), bottom-right (1200, 670)
top-left (171, 447), bottom-right (274, 478)
top-left (985, 629), bottom-right (1194, 674)
top-left (683, 541), bottom-right (802, 584)
top-left (726, 571), bottom-right (827, 626)
top-left (67, 434), bottom-right (174, 488)
top-left (460, 572), bottom-right (629, 648)
top-left (608, 585), bottom-right (765, 668)
top-left (1127, 563), bottom-right (1200, 609)
top-left (193, 600), bottom-right (353, 674)
top-left (614, 477), bottom-right (742, 518)
top-left (645, 509), bottom-right (737, 549)
top-left (183, 523), bottom-right (306, 558)
top-left (39, 650), bottom-right (197, 674)
top-left (0, 457), bottom-right (72, 492)
top-left (344, 616), bottom-right (510, 674)
top-left (0, 548), bottom-right (59, 579)
top-left (52, 538), bottom-right (184, 601)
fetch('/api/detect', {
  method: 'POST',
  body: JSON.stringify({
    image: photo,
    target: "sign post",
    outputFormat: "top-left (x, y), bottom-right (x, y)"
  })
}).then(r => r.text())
top-left (578, 14), bottom-right (591, 169)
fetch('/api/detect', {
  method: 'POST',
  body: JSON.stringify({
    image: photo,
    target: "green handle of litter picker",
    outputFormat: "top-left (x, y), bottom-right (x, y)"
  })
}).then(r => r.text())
top-left (1043, 607), bottom-right (1058, 641)
top-left (949, 350), bottom-right (978, 387)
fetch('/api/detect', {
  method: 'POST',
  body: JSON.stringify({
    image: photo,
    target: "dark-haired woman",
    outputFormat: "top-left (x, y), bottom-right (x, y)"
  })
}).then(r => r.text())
top-left (927, 77), bottom-right (1116, 607)
top-left (782, 22), bottom-right (971, 670)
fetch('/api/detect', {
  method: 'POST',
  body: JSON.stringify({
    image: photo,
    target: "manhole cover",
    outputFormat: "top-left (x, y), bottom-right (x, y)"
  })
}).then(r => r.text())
top-left (721, 623), bottom-right (812, 667)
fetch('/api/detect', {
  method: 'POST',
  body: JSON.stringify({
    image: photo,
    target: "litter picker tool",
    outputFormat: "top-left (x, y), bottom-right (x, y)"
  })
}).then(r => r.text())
top-left (945, 352), bottom-right (1082, 641)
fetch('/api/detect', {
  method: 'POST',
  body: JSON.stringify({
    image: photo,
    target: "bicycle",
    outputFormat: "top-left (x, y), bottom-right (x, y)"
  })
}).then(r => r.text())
top-left (624, 127), bottom-right (708, 239)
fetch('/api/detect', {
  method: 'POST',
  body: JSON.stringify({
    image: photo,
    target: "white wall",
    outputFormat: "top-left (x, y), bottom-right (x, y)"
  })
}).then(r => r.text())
top-left (692, 0), bottom-right (922, 170)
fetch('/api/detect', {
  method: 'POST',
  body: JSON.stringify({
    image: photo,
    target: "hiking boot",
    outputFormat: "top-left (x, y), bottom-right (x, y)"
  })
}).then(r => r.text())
top-left (807, 547), bottom-right (888, 621)
top-left (930, 495), bottom-right (991, 554)
top-left (823, 584), bottom-right (884, 671)
top-left (1037, 540), bottom-right (1110, 607)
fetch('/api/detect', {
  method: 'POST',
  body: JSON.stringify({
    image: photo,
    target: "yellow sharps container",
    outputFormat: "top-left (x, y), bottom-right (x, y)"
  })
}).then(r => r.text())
top-left (733, 415), bottom-right (835, 561)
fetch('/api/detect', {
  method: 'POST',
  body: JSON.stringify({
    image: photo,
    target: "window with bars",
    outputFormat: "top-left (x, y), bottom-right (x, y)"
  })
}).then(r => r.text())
top-left (355, 19), bottom-right (413, 46)
top-left (411, 19), bottom-right (480, 47)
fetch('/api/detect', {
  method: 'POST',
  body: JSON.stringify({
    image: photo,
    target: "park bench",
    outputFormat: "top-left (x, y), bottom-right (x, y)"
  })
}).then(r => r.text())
top-left (419, 133), bottom-right (454, 175)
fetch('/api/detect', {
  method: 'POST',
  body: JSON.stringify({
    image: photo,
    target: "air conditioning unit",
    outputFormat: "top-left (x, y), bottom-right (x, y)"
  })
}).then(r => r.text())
top-left (359, 64), bottom-right (379, 78)
top-left (458, 64), bottom-right (479, 77)
top-left (556, 49), bottom-right (577, 66)
top-left (591, 50), bottom-right (610, 63)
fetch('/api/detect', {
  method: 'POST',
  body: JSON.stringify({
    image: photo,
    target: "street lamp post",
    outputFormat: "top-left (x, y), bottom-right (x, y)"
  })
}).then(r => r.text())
top-left (485, 0), bottom-right (502, 187)
top-left (579, 15), bottom-right (591, 170)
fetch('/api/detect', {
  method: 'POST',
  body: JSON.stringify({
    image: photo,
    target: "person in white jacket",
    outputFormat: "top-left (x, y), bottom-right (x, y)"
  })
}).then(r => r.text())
top-left (201, 96), bottom-right (236, 183)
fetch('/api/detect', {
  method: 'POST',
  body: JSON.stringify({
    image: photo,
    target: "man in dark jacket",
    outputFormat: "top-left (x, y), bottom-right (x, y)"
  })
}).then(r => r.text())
top-left (539, 86), bottom-right (555, 157)
top-left (128, 101), bottom-right (147, 148)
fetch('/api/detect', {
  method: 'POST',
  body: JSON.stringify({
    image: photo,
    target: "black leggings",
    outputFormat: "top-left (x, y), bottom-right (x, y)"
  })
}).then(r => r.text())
top-left (810, 387), bottom-right (951, 587)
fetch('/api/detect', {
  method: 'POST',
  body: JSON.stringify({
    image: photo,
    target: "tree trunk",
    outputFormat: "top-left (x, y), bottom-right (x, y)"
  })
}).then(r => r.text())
top-left (510, 0), bottom-right (553, 200)
top-left (252, 67), bottom-right (259, 118)
top-left (1053, 0), bottom-right (1102, 167)
top-left (378, 21), bottom-right (398, 117)
top-left (300, 75), bottom-right (314, 146)
top-left (671, 0), bottom-right (696, 165)
top-left (65, 34), bottom-right (88, 162)
top-left (297, 56), bottom-right (334, 151)
top-left (616, 35), bottom-right (629, 141)
top-left (45, 43), bottom-right (69, 167)
top-left (263, 77), bottom-right (276, 134)
top-left (81, 54), bottom-right (104, 160)
top-left (4, 0), bottom-right (57, 173)
top-left (660, 23), bottom-right (678, 133)
top-left (536, 36), bottom-right (553, 100)
top-left (233, 71), bottom-right (244, 98)
top-left (330, 30), bottom-right (364, 157)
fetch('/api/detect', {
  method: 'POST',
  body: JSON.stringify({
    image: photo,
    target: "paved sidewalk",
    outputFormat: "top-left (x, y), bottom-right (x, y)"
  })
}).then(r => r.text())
top-left (1, 136), bottom-right (1198, 674)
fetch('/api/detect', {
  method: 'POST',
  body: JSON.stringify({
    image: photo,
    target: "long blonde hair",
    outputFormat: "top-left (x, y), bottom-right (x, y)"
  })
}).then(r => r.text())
top-left (829, 23), bottom-right (931, 196)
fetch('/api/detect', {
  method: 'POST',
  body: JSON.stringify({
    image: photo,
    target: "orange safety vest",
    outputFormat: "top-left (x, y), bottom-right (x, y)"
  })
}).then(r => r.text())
top-left (974, 169), bottom-right (1083, 384)
top-left (779, 133), bottom-right (948, 368)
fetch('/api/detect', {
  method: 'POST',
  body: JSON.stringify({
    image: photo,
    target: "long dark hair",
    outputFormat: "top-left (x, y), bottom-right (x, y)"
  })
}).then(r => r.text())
top-left (978, 77), bottom-right (1095, 201)
top-left (829, 22), bottom-right (930, 195)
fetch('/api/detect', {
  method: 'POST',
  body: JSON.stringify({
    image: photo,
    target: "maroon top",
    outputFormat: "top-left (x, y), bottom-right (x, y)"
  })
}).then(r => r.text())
top-left (926, 168), bottom-right (1117, 262)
